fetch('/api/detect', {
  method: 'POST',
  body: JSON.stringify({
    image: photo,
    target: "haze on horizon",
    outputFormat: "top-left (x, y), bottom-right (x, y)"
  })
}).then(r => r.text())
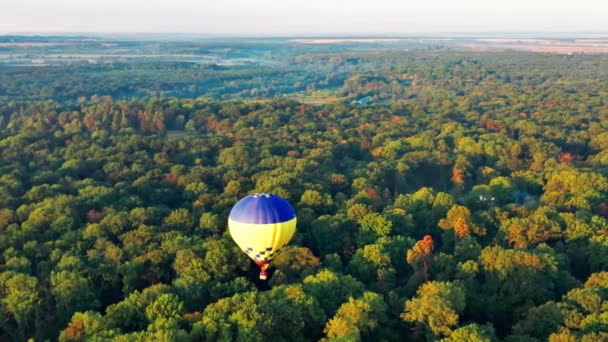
top-left (1, 0), bottom-right (608, 36)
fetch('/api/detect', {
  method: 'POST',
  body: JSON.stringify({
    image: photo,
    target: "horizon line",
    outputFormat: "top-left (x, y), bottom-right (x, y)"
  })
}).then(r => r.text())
top-left (3, 31), bottom-right (608, 39)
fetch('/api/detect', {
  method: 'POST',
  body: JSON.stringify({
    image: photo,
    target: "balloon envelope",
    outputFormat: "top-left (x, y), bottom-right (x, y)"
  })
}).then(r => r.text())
top-left (228, 193), bottom-right (297, 273)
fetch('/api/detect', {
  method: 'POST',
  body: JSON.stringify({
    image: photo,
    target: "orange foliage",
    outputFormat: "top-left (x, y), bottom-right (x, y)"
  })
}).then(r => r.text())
top-left (451, 168), bottom-right (465, 186)
top-left (62, 319), bottom-right (85, 342)
top-left (454, 218), bottom-right (470, 238)
top-left (481, 120), bottom-right (505, 131)
top-left (164, 173), bottom-right (179, 185)
top-left (356, 123), bottom-right (374, 134)
top-left (406, 235), bottom-right (434, 282)
top-left (559, 152), bottom-right (574, 165)
top-left (407, 235), bottom-right (434, 263)
top-left (0, 210), bottom-right (12, 228)
top-left (421, 235), bottom-right (434, 252)
top-left (287, 150), bottom-right (300, 157)
top-left (371, 147), bottom-right (384, 157)
top-left (84, 116), bottom-right (99, 131)
top-left (330, 173), bottom-right (347, 185)
top-left (544, 98), bottom-right (560, 107)
top-left (360, 138), bottom-right (371, 151)
top-left (137, 111), bottom-right (151, 132)
top-left (207, 117), bottom-right (230, 132)
top-left (521, 254), bottom-right (543, 270)
top-left (365, 188), bottom-right (379, 199)
top-left (183, 311), bottom-right (203, 323)
top-left (86, 209), bottom-right (102, 223)
top-left (24, 117), bottom-right (36, 128)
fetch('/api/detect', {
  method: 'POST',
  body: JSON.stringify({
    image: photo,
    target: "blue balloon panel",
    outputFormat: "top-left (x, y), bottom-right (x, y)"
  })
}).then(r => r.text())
top-left (229, 193), bottom-right (296, 224)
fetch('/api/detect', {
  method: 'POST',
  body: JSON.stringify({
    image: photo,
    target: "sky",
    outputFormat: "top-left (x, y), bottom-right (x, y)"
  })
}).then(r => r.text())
top-left (1, 0), bottom-right (608, 36)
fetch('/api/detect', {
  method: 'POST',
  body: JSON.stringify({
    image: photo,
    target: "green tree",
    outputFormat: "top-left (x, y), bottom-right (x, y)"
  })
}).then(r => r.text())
top-left (59, 311), bottom-right (107, 342)
top-left (194, 285), bottom-right (325, 341)
top-left (402, 281), bottom-right (466, 338)
top-left (440, 323), bottom-right (497, 342)
top-left (0, 272), bottom-right (40, 340)
top-left (356, 212), bottom-right (392, 246)
top-left (145, 293), bottom-right (184, 322)
top-left (163, 208), bottom-right (193, 232)
top-left (303, 269), bottom-right (365, 316)
top-left (198, 212), bottom-right (223, 235)
top-left (50, 270), bottom-right (99, 325)
top-left (323, 292), bottom-right (388, 341)
top-left (270, 247), bottom-right (321, 285)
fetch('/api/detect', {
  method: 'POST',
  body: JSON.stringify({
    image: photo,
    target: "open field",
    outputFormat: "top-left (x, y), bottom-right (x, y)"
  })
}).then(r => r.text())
top-left (292, 95), bottom-right (342, 104)
top-left (0, 42), bottom-right (76, 47)
top-left (461, 38), bottom-right (608, 54)
top-left (290, 38), bottom-right (402, 44)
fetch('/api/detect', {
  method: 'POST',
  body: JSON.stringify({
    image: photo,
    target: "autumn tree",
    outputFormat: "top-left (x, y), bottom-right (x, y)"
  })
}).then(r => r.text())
top-left (323, 292), bottom-right (388, 341)
top-left (406, 235), bottom-right (435, 283)
top-left (402, 281), bottom-right (466, 339)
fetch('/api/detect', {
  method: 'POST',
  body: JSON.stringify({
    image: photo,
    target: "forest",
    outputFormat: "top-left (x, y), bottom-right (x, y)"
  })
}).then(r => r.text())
top-left (1, 40), bottom-right (608, 341)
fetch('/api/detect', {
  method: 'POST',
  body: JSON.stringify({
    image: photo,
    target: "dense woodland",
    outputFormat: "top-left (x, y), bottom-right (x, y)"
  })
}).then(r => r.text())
top-left (1, 45), bottom-right (608, 341)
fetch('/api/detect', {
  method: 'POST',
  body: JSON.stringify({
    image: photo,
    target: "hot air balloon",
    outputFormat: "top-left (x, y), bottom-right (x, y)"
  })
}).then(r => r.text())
top-left (228, 193), bottom-right (297, 280)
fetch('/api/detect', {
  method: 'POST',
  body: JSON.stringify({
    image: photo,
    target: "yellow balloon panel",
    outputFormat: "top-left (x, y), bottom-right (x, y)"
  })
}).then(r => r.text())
top-left (228, 217), bottom-right (296, 263)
